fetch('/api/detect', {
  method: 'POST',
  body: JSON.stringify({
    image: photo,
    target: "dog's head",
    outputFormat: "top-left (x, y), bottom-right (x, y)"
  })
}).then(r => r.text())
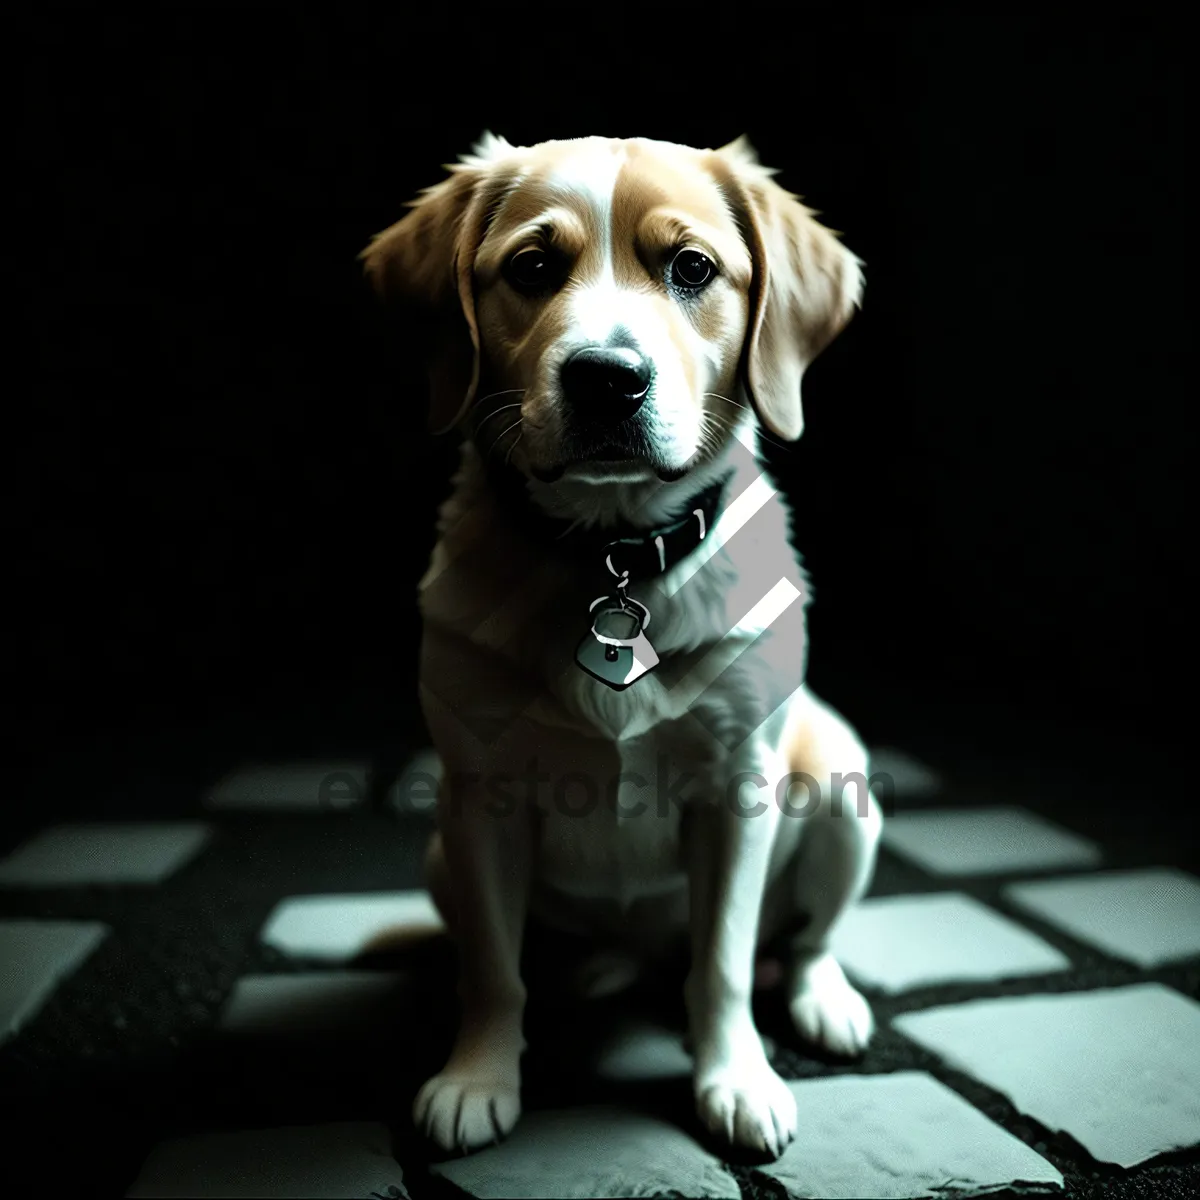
top-left (362, 134), bottom-right (862, 497)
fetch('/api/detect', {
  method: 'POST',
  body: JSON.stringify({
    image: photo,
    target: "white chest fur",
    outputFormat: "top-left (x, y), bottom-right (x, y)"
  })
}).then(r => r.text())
top-left (533, 728), bottom-right (701, 906)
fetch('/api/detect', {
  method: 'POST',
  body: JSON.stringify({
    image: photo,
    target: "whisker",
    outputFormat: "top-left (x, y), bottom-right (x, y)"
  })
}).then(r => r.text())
top-left (504, 431), bottom-right (523, 466)
top-left (703, 391), bottom-right (749, 411)
top-left (703, 392), bottom-right (788, 451)
top-left (474, 388), bottom-right (527, 408)
top-left (487, 417), bottom-right (524, 459)
top-left (471, 400), bottom-right (525, 431)
top-left (470, 388), bottom-right (528, 437)
top-left (695, 411), bottom-right (726, 461)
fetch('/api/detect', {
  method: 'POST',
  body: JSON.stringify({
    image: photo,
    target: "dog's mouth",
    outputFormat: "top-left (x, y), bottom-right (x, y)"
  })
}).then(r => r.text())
top-left (531, 428), bottom-right (692, 484)
top-left (531, 453), bottom-right (691, 485)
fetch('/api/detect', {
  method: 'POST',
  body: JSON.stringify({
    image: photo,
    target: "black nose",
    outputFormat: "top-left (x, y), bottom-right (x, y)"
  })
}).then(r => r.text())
top-left (560, 347), bottom-right (652, 423)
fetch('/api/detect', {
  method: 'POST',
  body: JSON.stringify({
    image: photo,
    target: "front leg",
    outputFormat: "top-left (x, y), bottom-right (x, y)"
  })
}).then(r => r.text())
top-left (684, 759), bottom-right (797, 1158)
top-left (413, 774), bottom-right (532, 1153)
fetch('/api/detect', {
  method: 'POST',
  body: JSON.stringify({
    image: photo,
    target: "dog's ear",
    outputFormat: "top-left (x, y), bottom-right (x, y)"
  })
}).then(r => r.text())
top-left (709, 135), bottom-right (863, 441)
top-left (359, 132), bottom-right (517, 433)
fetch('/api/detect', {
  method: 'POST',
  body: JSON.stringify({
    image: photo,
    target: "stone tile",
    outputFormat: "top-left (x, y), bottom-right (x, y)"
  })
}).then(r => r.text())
top-left (895, 983), bottom-right (1200, 1167)
top-left (757, 1071), bottom-right (1063, 1198)
top-left (881, 805), bottom-right (1102, 876)
top-left (259, 891), bottom-right (443, 962)
top-left (588, 1017), bottom-right (774, 1081)
top-left (0, 920), bottom-right (109, 1042)
top-left (1004, 868), bottom-right (1200, 967)
top-left (867, 746), bottom-right (944, 798)
top-left (217, 971), bottom-right (411, 1038)
top-left (125, 1121), bottom-right (409, 1198)
top-left (832, 892), bottom-right (1071, 993)
top-left (0, 822), bottom-right (212, 886)
top-left (387, 748), bottom-right (441, 818)
top-left (430, 1106), bottom-right (740, 1199)
top-left (205, 762), bottom-right (370, 812)
top-left (591, 1019), bottom-right (694, 1081)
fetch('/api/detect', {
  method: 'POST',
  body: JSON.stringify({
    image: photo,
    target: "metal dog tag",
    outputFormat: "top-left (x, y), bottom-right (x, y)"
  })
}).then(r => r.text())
top-left (576, 595), bottom-right (659, 690)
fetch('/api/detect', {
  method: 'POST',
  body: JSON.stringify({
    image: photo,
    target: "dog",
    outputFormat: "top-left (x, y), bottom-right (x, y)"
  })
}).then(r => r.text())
top-left (361, 133), bottom-right (882, 1159)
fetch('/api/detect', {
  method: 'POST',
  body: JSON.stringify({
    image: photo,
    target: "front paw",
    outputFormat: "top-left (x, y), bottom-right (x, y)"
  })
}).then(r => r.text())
top-left (789, 950), bottom-right (874, 1057)
top-left (414, 1069), bottom-right (521, 1154)
top-left (694, 1054), bottom-right (797, 1158)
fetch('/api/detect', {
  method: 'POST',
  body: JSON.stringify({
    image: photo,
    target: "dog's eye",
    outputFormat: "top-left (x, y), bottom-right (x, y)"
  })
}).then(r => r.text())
top-left (669, 249), bottom-right (716, 290)
top-left (505, 248), bottom-right (554, 293)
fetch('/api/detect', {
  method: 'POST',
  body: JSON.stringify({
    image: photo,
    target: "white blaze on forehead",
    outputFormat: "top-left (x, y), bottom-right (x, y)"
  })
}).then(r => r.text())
top-left (547, 143), bottom-right (627, 273)
top-left (549, 146), bottom-right (628, 346)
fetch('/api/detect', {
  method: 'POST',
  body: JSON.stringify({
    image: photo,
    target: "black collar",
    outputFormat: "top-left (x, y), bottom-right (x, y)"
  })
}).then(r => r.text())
top-left (484, 461), bottom-right (729, 583)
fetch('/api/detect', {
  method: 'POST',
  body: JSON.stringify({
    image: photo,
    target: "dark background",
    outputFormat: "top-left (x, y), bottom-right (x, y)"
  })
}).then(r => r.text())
top-left (13, 9), bottom-right (1190, 810)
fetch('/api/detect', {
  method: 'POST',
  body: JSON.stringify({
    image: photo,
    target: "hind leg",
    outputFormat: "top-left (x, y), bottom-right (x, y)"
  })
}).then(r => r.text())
top-left (764, 690), bottom-right (883, 1056)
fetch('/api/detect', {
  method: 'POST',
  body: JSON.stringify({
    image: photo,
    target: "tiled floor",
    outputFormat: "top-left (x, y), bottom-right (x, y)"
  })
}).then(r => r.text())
top-left (1, 746), bottom-right (1197, 1198)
